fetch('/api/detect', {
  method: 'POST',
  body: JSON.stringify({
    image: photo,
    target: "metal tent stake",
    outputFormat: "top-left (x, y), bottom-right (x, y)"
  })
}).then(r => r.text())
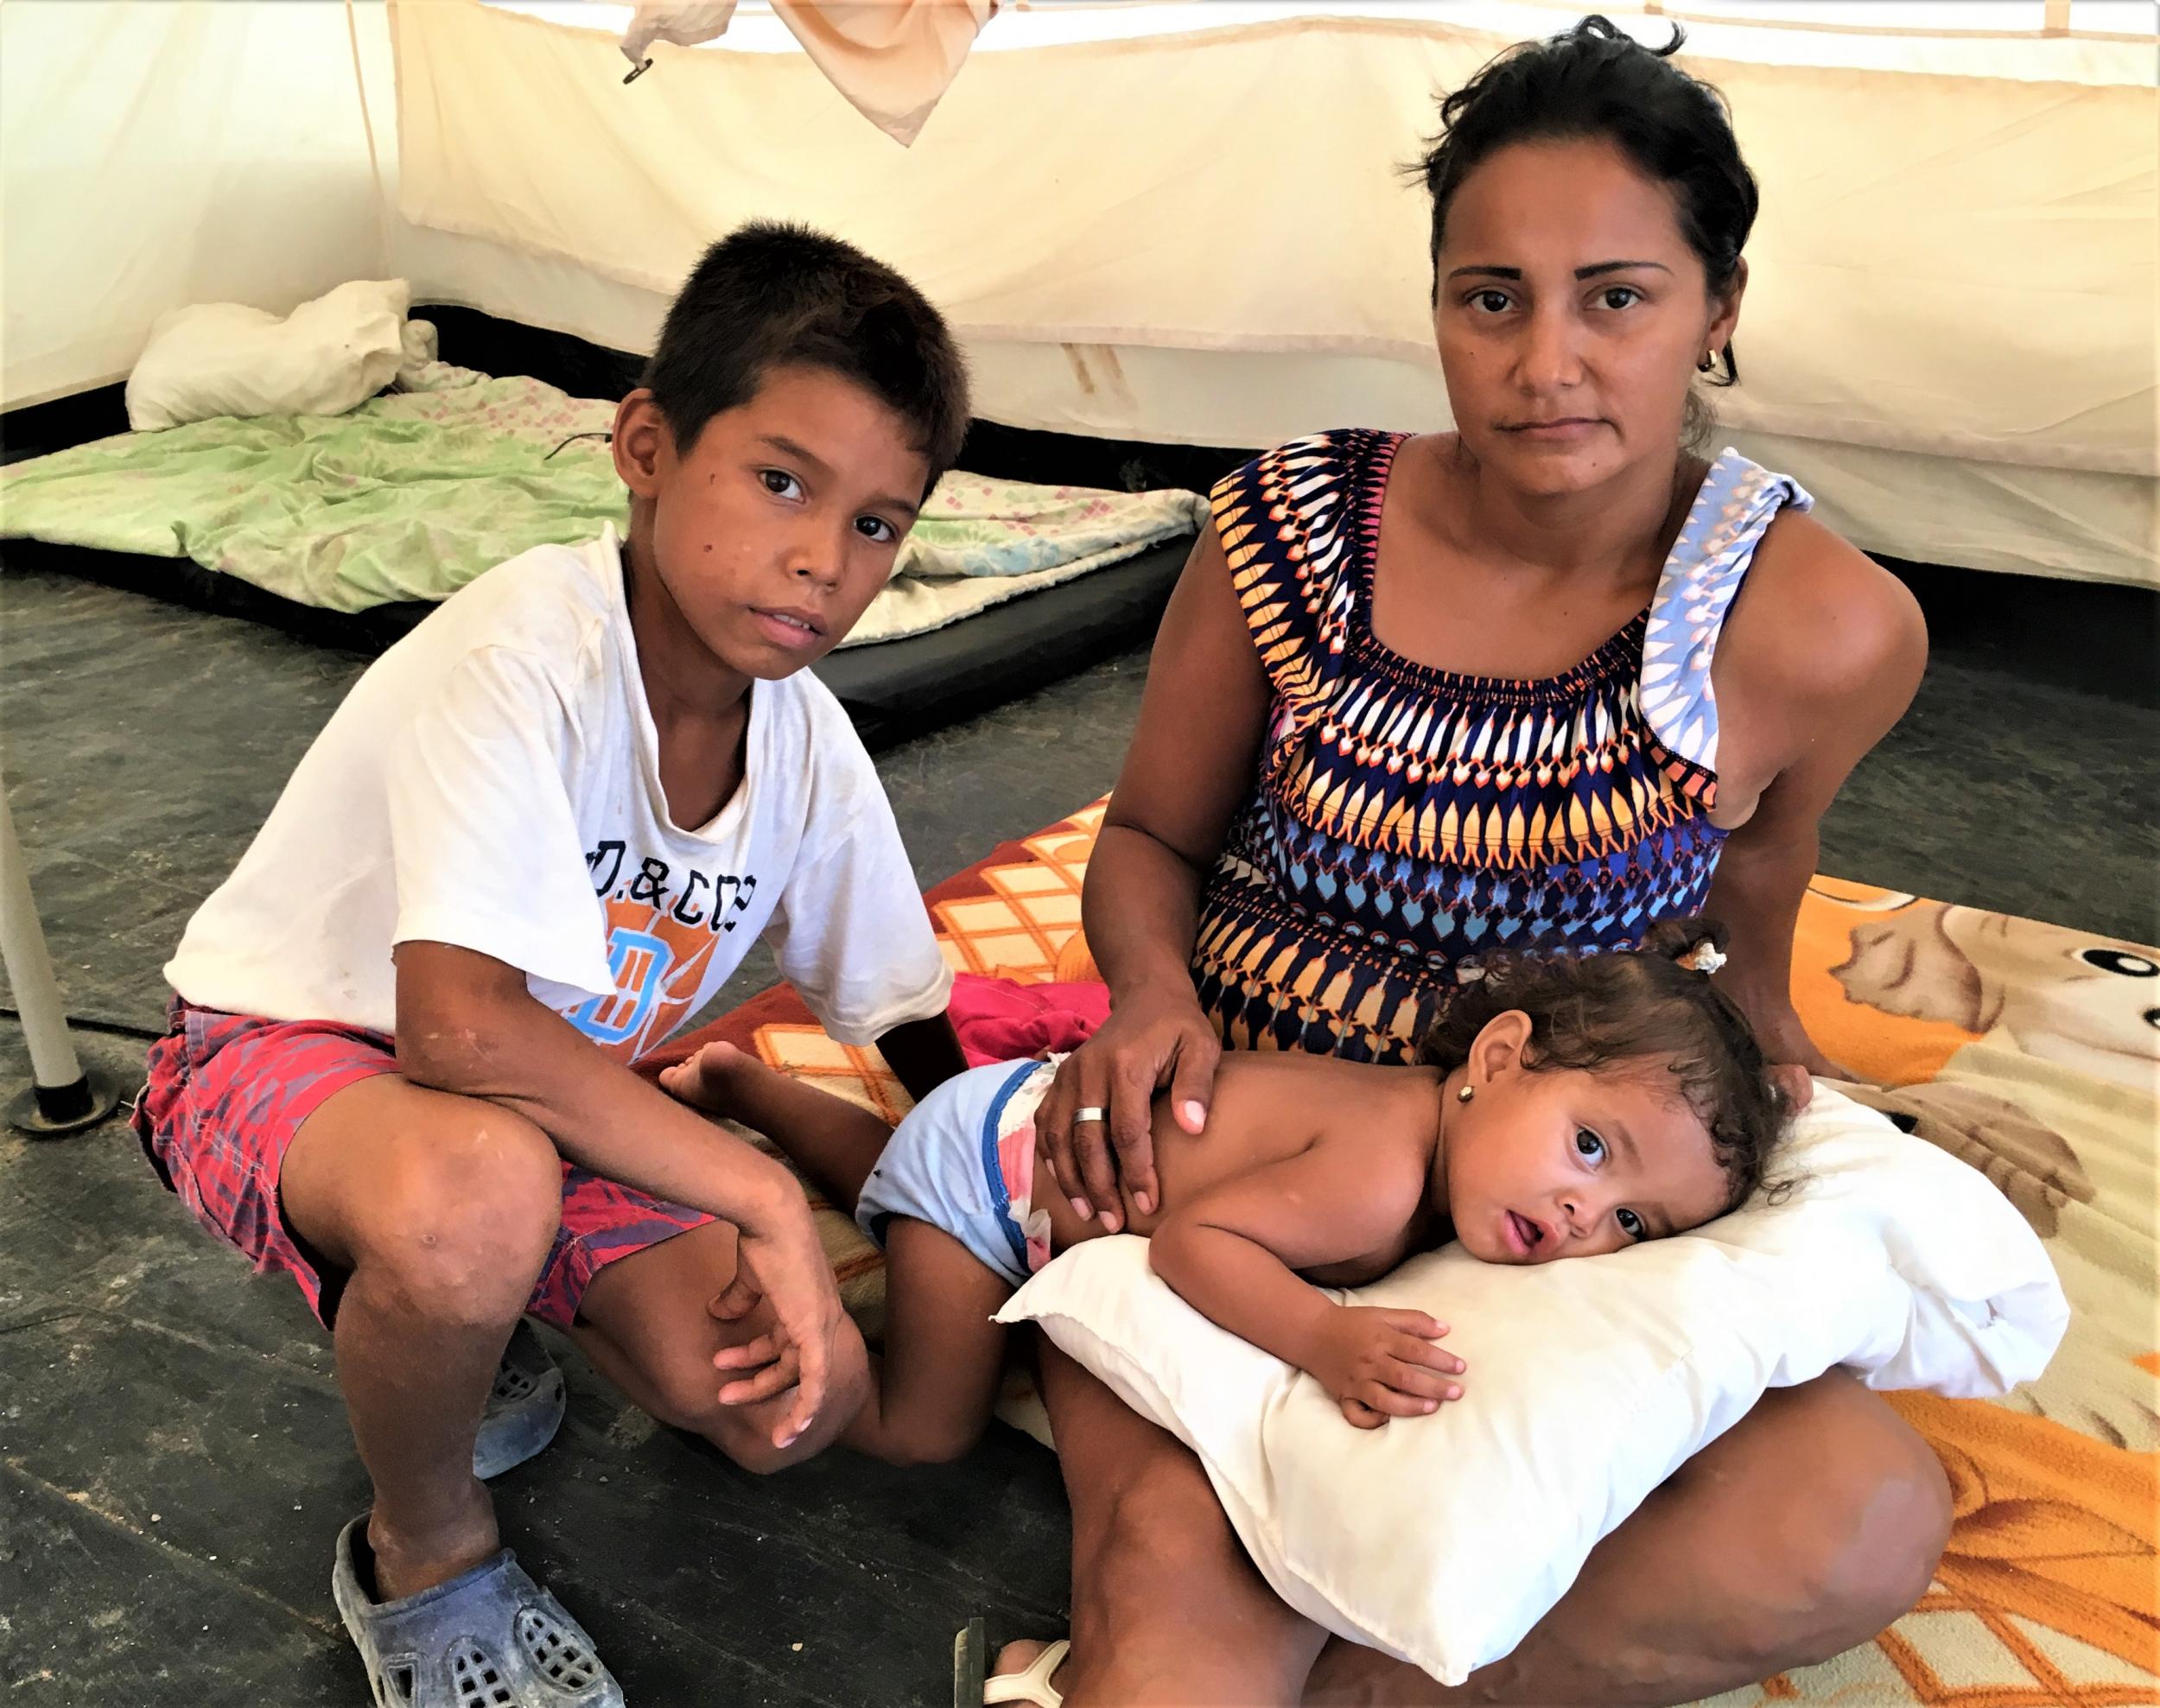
top-left (2, 783), bottom-right (124, 1137)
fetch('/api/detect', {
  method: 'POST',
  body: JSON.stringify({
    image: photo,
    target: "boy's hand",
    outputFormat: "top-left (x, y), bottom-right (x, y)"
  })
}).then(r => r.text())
top-left (1299, 1305), bottom-right (1464, 1430)
top-left (707, 1200), bottom-right (845, 1451)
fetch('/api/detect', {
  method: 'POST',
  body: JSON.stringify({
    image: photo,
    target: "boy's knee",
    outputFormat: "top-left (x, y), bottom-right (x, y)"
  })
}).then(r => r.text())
top-left (359, 1104), bottom-right (562, 1321)
top-left (649, 1322), bottom-right (872, 1475)
top-left (867, 1415), bottom-right (984, 1470)
top-left (638, 1352), bottom-right (733, 1441)
top-left (706, 1413), bottom-right (810, 1477)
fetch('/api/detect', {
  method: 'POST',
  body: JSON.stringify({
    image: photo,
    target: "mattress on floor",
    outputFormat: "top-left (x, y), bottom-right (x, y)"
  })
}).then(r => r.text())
top-left (813, 541), bottom-right (1183, 747)
top-left (645, 801), bottom-right (2160, 1707)
top-left (0, 533), bottom-right (1189, 752)
top-left (0, 360), bottom-right (1205, 645)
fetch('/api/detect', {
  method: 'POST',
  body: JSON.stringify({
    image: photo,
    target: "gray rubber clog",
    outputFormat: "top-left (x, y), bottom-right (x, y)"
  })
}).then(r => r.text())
top-left (473, 1319), bottom-right (567, 1482)
top-left (333, 1517), bottom-right (624, 1708)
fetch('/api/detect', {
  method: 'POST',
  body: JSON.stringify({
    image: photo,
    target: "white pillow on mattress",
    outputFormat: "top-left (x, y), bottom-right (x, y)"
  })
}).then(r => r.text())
top-left (996, 1083), bottom-right (2067, 1688)
top-left (126, 279), bottom-right (412, 431)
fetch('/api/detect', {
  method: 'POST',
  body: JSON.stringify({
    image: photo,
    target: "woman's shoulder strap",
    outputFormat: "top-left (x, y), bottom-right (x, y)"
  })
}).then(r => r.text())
top-left (1639, 448), bottom-right (1815, 797)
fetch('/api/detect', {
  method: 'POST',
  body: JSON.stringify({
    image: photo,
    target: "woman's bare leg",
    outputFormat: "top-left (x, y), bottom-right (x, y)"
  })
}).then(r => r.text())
top-left (1007, 1341), bottom-right (1327, 1706)
top-left (1022, 1350), bottom-right (1948, 1708)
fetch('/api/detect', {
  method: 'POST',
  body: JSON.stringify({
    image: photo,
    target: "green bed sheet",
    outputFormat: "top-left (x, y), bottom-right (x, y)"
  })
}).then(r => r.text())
top-left (0, 364), bottom-right (1204, 617)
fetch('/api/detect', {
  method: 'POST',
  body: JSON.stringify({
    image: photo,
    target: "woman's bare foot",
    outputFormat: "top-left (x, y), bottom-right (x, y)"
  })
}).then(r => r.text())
top-left (659, 1039), bottom-right (759, 1115)
top-left (988, 1638), bottom-right (1067, 1705)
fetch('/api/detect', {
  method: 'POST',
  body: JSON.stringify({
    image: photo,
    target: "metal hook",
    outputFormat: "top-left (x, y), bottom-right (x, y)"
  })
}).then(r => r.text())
top-left (543, 431), bottom-right (613, 462)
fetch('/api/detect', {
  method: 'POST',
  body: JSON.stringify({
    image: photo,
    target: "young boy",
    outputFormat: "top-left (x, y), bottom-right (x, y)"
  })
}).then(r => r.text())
top-left (132, 223), bottom-right (971, 1705)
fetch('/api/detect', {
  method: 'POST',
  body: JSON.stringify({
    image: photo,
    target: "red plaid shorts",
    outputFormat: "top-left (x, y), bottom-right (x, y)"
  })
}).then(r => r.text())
top-left (131, 1000), bottom-right (712, 1330)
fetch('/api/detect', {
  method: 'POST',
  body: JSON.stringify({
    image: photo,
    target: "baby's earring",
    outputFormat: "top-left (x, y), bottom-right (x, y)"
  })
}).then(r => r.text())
top-left (1457, 1083), bottom-right (1476, 1103)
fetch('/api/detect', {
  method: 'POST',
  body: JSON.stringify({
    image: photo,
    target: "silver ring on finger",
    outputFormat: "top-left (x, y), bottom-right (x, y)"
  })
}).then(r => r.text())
top-left (1072, 1106), bottom-right (1109, 1126)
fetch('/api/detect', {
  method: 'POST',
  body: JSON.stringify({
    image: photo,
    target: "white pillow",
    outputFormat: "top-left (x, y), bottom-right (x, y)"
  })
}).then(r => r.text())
top-left (997, 1084), bottom-right (2066, 1687)
top-left (125, 279), bottom-right (412, 431)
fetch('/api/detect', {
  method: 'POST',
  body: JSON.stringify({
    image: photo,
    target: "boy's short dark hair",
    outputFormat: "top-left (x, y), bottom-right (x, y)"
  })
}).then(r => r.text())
top-left (641, 221), bottom-right (970, 483)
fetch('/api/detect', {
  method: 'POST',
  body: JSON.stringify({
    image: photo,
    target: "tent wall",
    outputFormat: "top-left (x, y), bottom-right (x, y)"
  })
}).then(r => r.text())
top-left (0, 1), bottom-right (387, 410)
top-left (3, 1), bottom-right (2152, 587)
top-left (383, 0), bottom-right (2156, 587)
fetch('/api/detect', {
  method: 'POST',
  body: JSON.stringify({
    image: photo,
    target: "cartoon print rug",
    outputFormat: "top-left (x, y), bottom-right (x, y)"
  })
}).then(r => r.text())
top-left (648, 802), bottom-right (2159, 1706)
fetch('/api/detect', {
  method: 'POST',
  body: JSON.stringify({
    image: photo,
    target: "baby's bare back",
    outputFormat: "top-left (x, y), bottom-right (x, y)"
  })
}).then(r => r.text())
top-left (1036, 1052), bottom-right (1441, 1260)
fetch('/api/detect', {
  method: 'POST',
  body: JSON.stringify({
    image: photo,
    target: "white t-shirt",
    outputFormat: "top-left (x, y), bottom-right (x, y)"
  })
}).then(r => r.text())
top-left (167, 527), bottom-right (952, 1062)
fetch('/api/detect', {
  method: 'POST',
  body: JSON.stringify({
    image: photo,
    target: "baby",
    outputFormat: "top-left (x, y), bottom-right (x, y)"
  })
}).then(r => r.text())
top-left (664, 917), bottom-right (1790, 1457)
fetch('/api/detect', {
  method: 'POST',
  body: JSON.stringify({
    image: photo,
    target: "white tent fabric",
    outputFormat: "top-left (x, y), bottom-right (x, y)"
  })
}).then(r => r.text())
top-left (0, 1), bottom-right (389, 412)
top-left (384, 0), bottom-right (2157, 584)
top-left (2, 0), bottom-right (2153, 586)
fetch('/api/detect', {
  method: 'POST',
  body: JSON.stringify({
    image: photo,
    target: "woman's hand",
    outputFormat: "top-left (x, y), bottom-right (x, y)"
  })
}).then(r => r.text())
top-left (1721, 968), bottom-right (1842, 1080)
top-left (1039, 527), bottom-right (1269, 1230)
top-left (1035, 984), bottom-right (1222, 1232)
top-left (1732, 994), bottom-right (1840, 1111)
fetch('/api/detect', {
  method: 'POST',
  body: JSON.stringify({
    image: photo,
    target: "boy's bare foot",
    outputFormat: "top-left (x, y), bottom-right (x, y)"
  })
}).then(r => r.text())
top-left (659, 1039), bottom-right (759, 1115)
top-left (366, 1476), bottom-right (499, 1602)
top-left (988, 1638), bottom-right (1067, 1705)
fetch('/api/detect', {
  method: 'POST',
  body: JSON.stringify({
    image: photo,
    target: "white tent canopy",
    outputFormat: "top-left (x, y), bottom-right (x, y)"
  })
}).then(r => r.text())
top-left (3, 0), bottom-right (2154, 585)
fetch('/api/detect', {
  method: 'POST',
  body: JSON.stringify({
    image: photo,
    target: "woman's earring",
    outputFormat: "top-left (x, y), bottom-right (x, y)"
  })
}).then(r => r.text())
top-left (1698, 349), bottom-right (1719, 373)
top-left (1457, 1083), bottom-right (1476, 1103)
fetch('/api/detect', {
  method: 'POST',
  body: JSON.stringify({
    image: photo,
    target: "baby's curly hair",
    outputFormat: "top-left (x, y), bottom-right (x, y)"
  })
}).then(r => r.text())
top-left (1416, 917), bottom-right (1791, 1211)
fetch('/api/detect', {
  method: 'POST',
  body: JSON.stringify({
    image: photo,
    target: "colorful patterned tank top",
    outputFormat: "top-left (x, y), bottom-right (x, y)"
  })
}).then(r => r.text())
top-left (1191, 429), bottom-right (1811, 1064)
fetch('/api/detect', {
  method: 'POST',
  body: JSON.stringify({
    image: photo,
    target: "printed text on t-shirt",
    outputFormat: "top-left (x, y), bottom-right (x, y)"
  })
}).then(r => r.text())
top-left (585, 840), bottom-right (758, 932)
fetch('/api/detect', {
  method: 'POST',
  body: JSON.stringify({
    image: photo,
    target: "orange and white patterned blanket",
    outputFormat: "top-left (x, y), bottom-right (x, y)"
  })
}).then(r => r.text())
top-left (652, 802), bottom-right (2159, 1706)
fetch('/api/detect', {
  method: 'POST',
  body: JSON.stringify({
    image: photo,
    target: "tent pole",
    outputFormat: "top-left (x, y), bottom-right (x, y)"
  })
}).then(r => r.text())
top-left (1, 780), bottom-right (124, 1137)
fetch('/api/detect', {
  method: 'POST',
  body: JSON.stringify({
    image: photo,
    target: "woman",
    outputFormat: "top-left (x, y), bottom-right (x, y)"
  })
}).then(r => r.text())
top-left (992, 17), bottom-right (1942, 1706)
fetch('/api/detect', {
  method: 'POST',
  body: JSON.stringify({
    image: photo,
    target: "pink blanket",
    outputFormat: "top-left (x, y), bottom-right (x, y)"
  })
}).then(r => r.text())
top-left (950, 971), bottom-right (1107, 1067)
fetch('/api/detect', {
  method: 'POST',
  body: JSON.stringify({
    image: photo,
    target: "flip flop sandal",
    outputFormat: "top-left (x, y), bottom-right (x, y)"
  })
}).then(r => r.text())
top-left (954, 1619), bottom-right (1067, 1707)
top-left (333, 1516), bottom-right (624, 1708)
top-left (473, 1319), bottom-right (566, 1482)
